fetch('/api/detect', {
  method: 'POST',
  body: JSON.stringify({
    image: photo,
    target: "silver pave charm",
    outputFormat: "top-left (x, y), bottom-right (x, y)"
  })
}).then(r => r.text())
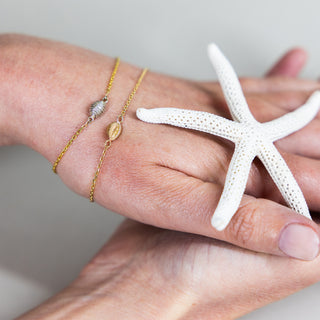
top-left (89, 96), bottom-right (108, 120)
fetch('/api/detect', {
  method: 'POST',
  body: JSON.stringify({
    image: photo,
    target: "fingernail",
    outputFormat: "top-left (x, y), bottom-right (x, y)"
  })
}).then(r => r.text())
top-left (279, 224), bottom-right (320, 261)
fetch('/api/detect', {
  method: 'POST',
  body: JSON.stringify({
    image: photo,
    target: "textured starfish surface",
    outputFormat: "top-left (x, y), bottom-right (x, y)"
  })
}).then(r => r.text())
top-left (136, 43), bottom-right (320, 231)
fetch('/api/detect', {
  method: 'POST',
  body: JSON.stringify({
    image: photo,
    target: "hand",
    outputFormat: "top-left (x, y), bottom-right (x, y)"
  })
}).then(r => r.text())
top-left (1, 34), bottom-right (320, 259)
top-left (17, 219), bottom-right (320, 320)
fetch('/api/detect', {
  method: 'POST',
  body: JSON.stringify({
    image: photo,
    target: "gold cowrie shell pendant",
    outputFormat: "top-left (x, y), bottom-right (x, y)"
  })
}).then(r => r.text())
top-left (106, 121), bottom-right (122, 141)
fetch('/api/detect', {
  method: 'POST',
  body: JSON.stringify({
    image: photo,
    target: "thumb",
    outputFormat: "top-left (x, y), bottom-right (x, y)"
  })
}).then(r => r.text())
top-left (146, 169), bottom-right (320, 261)
top-left (219, 194), bottom-right (320, 261)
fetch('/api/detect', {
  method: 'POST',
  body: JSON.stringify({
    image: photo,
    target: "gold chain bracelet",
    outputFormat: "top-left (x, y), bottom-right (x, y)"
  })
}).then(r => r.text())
top-left (89, 68), bottom-right (148, 202)
top-left (52, 57), bottom-right (120, 173)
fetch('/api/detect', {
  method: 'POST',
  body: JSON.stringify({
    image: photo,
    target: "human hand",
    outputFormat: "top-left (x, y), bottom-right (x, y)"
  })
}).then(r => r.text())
top-left (17, 219), bottom-right (320, 320)
top-left (1, 34), bottom-right (320, 260)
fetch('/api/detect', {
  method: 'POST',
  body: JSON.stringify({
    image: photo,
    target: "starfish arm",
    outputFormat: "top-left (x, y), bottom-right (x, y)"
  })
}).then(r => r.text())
top-left (211, 140), bottom-right (256, 231)
top-left (208, 43), bottom-right (256, 123)
top-left (257, 142), bottom-right (311, 219)
top-left (136, 107), bottom-right (244, 143)
top-left (263, 91), bottom-right (320, 141)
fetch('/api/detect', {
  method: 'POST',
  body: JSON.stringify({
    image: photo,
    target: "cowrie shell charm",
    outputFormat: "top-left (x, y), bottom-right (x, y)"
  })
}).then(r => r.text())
top-left (106, 121), bottom-right (122, 141)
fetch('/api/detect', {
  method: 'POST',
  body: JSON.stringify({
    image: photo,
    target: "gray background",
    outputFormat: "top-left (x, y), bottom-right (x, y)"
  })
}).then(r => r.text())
top-left (1, 0), bottom-right (320, 319)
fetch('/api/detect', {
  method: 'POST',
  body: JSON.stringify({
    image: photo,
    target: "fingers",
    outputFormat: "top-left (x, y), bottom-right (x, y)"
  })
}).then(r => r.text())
top-left (274, 119), bottom-right (320, 158)
top-left (143, 111), bottom-right (320, 212)
top-left (91, 110), bottom-right (320, 262)
top-left (224, 195), bottom-right (320, 261)
top-left (141, 166), bottom-right (320, 261)
top-left (244, 94), bottom-right (320, 158)
top-left (265, 48), bottom-right (308, 77)
top-left (240, 77), bottom-right (320, 93)
top-left (203, 48), bottom-right (316, 94)
top-left (245, 150), bottom-right (320, 212)
top-left (275, 152), bottom-right (320, 211)
top-left (139, 113), bottom-right (320, 211)
top-left (249, 90), bottom-right (318, 112)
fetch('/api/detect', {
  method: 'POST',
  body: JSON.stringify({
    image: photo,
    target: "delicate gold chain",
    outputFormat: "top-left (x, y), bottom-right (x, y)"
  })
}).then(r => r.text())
top-left (52, 118), bottom-right (93, 172)
top-left (89, 140), bottom-right (112, 202)
top-left (105, 58), bottom-right (120, 96)
top-left (52, 57), bottom-right (120, 173)
top-left (89, 68), bottom-right (148, 202)
top-left (117, 68), bottom-right (148, 123)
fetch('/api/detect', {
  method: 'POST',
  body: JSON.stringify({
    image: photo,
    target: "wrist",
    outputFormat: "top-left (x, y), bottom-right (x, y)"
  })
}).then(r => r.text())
top-left (17, 266), bottom-right (193, 320)
top-left (70, 264), bottom-right (193, 320)
top-left (0, 34), bottom-right (147, 198)
top-left (0, 34), bottom-right (21, 146)
top-left (0, 34), bottom-right (137, 148)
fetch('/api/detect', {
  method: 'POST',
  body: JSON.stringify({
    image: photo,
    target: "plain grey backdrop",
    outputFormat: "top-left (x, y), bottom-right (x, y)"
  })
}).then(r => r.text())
top-left (1, 0), bottom-right (320, 319)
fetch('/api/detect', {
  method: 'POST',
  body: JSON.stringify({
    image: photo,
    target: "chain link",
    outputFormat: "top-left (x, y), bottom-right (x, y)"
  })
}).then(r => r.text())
top-left (118, 68), bottom-right (148, 122)
top-left (105, 57), bottom-right (120, 97)
top-left (52, 58), bottom-right (120, 173)
top-left (52, 118), bottom-right (92, 173)
top-left (89, 68), bottom-right (148, 202)
top-left (89, 139), bottom-right (112, 202)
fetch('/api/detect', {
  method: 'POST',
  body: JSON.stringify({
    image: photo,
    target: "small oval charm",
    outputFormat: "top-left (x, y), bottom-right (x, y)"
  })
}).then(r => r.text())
top-left (107, 122), bottom-right (122, 141)
top-left (89, 100), bottom-right (106, 119)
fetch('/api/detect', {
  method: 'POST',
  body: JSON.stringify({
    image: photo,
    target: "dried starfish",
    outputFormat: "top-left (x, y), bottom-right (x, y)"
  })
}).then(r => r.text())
top-left (136, 43), bottom-right (320, 231)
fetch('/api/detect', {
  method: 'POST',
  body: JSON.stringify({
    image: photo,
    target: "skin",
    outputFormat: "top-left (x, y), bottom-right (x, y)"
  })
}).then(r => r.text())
top-left (18, 219), bottom-right (320, 319)
top-left (1, 34), bottom-right (320, 259)
top-left (1, 34), bottom-right (320, 319)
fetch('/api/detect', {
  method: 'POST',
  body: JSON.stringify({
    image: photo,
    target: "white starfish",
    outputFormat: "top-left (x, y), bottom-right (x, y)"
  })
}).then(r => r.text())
top-left (136, 43), bottom-right (320, 231)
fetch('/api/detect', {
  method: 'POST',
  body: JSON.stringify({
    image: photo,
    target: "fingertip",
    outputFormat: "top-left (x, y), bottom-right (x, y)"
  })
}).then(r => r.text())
top-left (288, 47), bottom-right (308, 61)
top-left (266, 47), bottom-right (308, 77)
top-left (286, 47), bottom-right (308, 70)
top-left (214, 196), bottom-right (320, 260)
top-left (279, 222), bottom-right (320, 261)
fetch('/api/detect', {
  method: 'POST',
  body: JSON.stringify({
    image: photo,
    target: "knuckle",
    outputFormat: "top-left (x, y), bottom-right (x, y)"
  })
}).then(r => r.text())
top-left (227, 200), bottom-right (259, 246)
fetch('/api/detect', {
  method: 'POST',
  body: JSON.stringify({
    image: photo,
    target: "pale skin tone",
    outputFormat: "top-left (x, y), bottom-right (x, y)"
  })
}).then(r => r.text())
top-left (18, 219), bottom-right (320, 319)
top-left (2, 33), bottom-right (320, 318)
top-left (1, 34), bottom-right (320, 258)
